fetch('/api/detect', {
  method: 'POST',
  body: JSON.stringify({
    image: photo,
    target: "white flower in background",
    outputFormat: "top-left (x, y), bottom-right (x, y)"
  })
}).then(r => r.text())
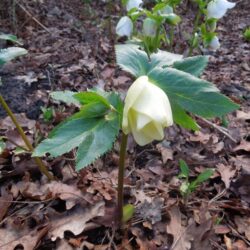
top-left (122, 76), bottom-right (173, 146)
top-left (207, 0), bottom-right (236, 19)
top-left (126, 0), bottom-right (143, 11)
top-left (143, 18), bottom-right (158, 37)
top-left (116, 16), bottom-right (133, 37)
top-left (0, 47), bottom-right (27, 65)
top-left (209, 36), bottom-right (220, 50)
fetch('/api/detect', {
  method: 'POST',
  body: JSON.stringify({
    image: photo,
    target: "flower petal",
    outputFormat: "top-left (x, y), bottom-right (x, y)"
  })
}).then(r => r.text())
top-left (126, 0), bottom-right (143, 11)
top-left (207, 0), bottom-right (236, 19)
top-left (116, 16), bottom-right (133, 37)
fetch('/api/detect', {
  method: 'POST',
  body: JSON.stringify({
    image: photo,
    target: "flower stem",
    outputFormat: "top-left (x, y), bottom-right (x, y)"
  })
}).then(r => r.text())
top-left (0, 95), bottom-right (54, 181)
top-left (188, 9), bottom-right (201, 56)
top-left (169, 26), bottom-right (175, 51)
top-left (117, 132), bottom-right (128, 225)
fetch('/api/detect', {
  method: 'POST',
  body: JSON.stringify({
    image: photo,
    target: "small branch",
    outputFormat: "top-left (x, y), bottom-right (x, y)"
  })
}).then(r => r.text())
top-left (1, 136), bottom-right (29, 152)
top-left (200, 117), bottom-right (237, 143)
top-left (188, 9), bottom-right (201, 56)
top-left (0, 95), bottom-right (54, 180)
top-left (117, 132), bottom-right (128, 225)
top-left (16, 1), bottom-right (51, 33)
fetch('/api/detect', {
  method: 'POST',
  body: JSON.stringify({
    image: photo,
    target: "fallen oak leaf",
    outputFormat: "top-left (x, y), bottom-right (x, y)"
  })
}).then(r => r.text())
top-left (0, 188), bottom-right (13, 222)
top-left (48, 201), bottom-right (105, 241)
top-left (217, 163), bottom-right (237, 189)
top-left (166, 206), bottom-right (191, 250)
top-left (0, 225), bottom-right (49, 250)
top-left (233, 140), bottom-right (250, 153)
top-left (17, 180), bottom-right (91, 209)
top-left (234, 216), bottom-right (250, 241)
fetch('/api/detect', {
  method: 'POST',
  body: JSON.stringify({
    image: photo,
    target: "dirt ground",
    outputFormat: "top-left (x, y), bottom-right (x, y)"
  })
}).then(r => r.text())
top-left (0, 0), bottom-right (250, 249)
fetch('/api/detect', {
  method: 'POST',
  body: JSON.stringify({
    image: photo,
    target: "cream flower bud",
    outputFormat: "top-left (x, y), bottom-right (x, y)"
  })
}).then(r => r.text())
top-left (122, 76), bottom-right (173, 146)
top-left (126, 0), bottom-right (143, 11)
top-left (143, 18), bottom-right (158, 37)
top-left (209, 36), bottom-right (220, 50)
top-left (207, 0), bottom-right (236, 19)
top-left (116, 16), bottom-right (133, 37)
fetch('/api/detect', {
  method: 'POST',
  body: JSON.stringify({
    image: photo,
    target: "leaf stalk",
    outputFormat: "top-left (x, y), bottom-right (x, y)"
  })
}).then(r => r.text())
top-left (0, 95), bottom-right (54, 180)
top-left (117, 132), bottom-right (128, 225)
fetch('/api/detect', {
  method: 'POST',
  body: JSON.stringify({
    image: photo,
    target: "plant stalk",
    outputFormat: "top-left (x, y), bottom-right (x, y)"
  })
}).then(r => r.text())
top-left (169, 26), bottom-right (175, 51)
top-left (117, 132), bottom-right (128, 225)
top-left (0, 95), bottom-right (54, 180)
top-left (188, 9), bottom-right (201, 56)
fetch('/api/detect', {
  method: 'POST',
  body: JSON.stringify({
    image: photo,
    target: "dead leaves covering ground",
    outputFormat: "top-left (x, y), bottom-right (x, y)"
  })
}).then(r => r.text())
top-left (0, 0), bottom-right (250, 249)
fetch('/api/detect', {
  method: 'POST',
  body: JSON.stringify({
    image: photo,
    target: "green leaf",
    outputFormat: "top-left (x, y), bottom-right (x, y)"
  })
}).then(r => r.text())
top-left (173, 56), bottom-right (209, 77)
top-left (74, 91), bottom-right (111, 108)
top-left (148, 67), bottom-right (239, 118)
top-left (0, 34), bottom-right (21, 44)
top-left (33, 117), bottom-right (101, 157)
top-left (115, 44), bottom-right (148, 77)
top-left (115, 44), bottom-right (182, 77)
top-left (50, 91), bottom-right (80, 105)
top-left (171, 102), bottom-right (199, 131)
top-left (34, 92), bottom-right (123, 170)
top-left (179, 159), bottom-right (190, 178)
top-left (177, 91), bottom-right (239, 118)
top-left (122, 204), bottom-right (135, 223)
top-left (0, 47), bottom-right (27, 65)
top-left (76, 111), bottom-right (119, 170)
top-left (0, 139), bottom-right (5, 154)
top-left (196, 169), bottom-right (214, 184)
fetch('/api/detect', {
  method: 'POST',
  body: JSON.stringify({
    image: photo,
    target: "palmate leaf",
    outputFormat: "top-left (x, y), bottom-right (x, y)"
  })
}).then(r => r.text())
top-left (148, 67), bottom-right (239, 118)
top-left (34, 92), bottom-right (123, 170)
top-left (50, 91), bottom-right (80, 105)
top-left (171, 102), bottom-right (199, 131)
top-left (115, 44), bottom-right (182, 77)
top-left (172, 56), bottom-right (209, 77)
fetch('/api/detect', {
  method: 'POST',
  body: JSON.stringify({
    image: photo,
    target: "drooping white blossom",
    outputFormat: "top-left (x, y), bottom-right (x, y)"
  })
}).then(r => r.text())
top-left (116, 16), bottom-right (133, 37)
top-left (126, 0), bottom-right (143, 11)
top-left (207, 0), bottom-right (236, 19)
top-left (209, 36), bottom-right (220, 50)
top-left (122, 76), bottom-right (173, 146)
top-left (143, 18), bottom-right (158, 37)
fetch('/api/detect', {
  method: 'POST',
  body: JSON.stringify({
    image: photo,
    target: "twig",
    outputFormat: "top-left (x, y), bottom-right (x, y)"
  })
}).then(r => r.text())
top-left (226, 223), bottom-right (250, 247)
top-left (209, 189), bottom-right (227, 204)
top-left (0, 95), bottom-right (54, 180)
top-left (199, 117), bottom-right (237, 143)
top-left (16, 1), bottom-right (51, 33)
top-left (1, 136), bottom-right (29, 152)
top-left (210, 239), bottom-right (226, 250)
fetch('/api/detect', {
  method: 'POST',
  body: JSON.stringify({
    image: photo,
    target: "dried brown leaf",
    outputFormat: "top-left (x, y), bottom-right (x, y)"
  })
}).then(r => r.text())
top-left (217, 163), bottom-right (236, 188)
top-left (48, 201), bottom-right (104, 241)
top-left (167, 206), bottom-right (191, 250)
top-left (234, 216), bottom-right (250, 241)
top-left (0, 225), bottom-right (49, 250)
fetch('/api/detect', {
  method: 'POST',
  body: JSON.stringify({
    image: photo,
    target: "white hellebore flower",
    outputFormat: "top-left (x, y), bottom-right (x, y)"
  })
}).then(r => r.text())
top-left (143, 18), bottom-right (158, 37)
top-left (122, 76), bottom-right (173, 146)
top-left (207, 0), bottom-right (236, 19)
top-left (126, 0), bottom-right (143, 11)
top-left (116, 16), bottom-right (133, 37)
top-left (209, 36), bottom-right (220, 50)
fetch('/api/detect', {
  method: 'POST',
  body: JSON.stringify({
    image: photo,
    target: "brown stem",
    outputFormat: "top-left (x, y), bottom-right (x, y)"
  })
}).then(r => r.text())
top-left (117, 132), bottom-right (128, 225)
top-left (0, 95), bottom-right (54, 180)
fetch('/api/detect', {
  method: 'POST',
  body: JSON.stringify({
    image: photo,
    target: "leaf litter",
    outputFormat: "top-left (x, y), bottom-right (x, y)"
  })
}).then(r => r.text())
top-left (0, 0), bottom-right (250, 249)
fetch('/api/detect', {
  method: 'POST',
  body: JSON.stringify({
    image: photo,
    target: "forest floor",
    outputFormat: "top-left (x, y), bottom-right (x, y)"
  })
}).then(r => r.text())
top-left (0, 0), bottom-right (250, 249)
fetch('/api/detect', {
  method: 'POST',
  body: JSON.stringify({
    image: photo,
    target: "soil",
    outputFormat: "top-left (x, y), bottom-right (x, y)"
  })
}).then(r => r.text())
top-left (0, 0), bottom-right (250, 249)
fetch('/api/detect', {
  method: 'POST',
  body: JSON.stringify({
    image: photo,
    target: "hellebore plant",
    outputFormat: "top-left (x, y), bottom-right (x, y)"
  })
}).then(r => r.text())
top-left (34, 44), bottom-right (239, 225)
top-left (116, 0), bottom-right (236, 55)
top-left (206, 0), bottom-right (236, 19)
